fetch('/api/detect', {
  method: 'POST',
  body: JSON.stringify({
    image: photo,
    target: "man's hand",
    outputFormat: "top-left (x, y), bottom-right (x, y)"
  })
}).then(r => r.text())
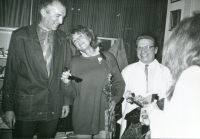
top-left (143, 102), bottom-right (159, 115)
top-left (61, 105), bottom-right (70, 118)
top-left (3, 111), bottom-right (15, 129)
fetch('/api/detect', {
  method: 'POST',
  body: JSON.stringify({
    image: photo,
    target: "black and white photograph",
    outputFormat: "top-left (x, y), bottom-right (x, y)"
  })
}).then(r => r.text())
top-left (0, 0), bottom-right (200, 138)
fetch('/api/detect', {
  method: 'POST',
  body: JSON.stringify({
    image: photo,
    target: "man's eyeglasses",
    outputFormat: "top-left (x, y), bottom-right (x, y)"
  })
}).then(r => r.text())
top-left (136, 46), bottom-right (155, 52)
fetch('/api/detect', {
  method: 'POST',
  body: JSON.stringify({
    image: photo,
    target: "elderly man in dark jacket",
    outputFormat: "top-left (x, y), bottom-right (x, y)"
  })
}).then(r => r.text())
top-left (2, 0), bottom-right (72, 138)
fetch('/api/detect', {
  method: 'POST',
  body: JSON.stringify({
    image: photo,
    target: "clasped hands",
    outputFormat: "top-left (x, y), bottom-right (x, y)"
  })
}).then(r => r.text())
top-left (124, 90), bottom-right (159, 125)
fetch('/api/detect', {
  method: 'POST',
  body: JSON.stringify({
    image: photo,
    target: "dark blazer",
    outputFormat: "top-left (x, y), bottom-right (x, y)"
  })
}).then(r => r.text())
top-left (2, 23), bottom-right (72, 121)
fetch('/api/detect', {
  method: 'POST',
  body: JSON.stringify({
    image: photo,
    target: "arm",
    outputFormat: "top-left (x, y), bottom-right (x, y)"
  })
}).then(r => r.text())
top-left (162, 66), bottom-right (200, 138)
top-left (61, 69), bottom-right (77, 100)
top-left (60, 79), bottom-right (75, 118)
top-left (105, 52), bottom-right (125, 112)
top-left (60, 82), bottom-right (74, 118)
top-left (60, 63), bottom-right (78, 117)
top-left (149, 66), bottom-right (200, 138)
top-left (2, 32), bottom-right (18, 128)
top-left (61, 41), bottom-right (74, 106)
top-left (59, 39), bottom-right (73, 117)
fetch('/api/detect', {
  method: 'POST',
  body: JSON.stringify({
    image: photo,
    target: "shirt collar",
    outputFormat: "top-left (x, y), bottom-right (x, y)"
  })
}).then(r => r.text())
top-left (81, 47), bottom-right (100, 57)
top-left (139, 59), bottom-right (156, 69)
top-left (37, 25), bottom-right (54, 36)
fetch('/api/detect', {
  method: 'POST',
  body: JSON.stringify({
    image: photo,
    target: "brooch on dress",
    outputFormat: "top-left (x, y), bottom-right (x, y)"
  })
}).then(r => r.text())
top-left (98, 57), bottom-right (102, 64)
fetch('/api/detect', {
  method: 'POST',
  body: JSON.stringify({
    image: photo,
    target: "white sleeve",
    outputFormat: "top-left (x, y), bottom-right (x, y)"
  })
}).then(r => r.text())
top-left (149, 66), bottom-right (200, 138)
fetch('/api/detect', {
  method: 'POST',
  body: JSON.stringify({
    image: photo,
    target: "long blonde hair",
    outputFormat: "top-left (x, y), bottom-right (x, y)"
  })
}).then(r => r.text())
top-left (163, 12), bottom-right (200, 100)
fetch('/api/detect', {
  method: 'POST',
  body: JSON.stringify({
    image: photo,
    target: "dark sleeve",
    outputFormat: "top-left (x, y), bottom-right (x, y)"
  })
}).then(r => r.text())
top-left (60, 41), bottom-right (76, 105)
top-left (62, 82), bottom-right (76, 105)
top-left (2, 32), bottom-right (19, 112)
top-left (62, 82), bottom-right (76, 104)
top-left (105, 52), bottom-right (125, 103)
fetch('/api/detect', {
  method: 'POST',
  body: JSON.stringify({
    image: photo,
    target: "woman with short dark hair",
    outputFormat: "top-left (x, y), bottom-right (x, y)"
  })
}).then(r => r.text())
top-left (61, 25), bottom-right (125, 138)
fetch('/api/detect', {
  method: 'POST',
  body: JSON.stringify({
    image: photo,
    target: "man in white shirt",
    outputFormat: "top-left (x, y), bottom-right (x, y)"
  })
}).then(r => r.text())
top-left (117, 34), bottom-right (172, 137)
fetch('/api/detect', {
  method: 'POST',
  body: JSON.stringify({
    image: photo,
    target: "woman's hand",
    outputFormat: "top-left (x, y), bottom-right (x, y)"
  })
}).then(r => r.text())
top-left (61, 70), bottom-right (71, 85)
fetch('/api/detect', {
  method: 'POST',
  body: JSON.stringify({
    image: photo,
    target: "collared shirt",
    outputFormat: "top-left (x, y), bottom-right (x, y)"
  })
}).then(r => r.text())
top-left (37, 25), bottom-right (54, 76)
top-left (37, 25), bottom-right (54, 51)
top-left (118, 59), bottom-right (172, 137)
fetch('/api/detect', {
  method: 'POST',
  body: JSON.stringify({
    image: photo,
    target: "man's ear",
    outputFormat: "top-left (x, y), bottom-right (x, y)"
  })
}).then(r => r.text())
top-left (40, 8), bottom-right (46, 17)
top-left (154, 47), bottom-right (158, 54)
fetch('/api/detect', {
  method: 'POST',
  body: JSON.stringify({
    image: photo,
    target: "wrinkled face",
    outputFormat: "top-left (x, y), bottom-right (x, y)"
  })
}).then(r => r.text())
top-left (40, 1), bottom-right (66, 31)
top-left (137, 39), bottom-right (158, 64)
top-left (72, 32), bottom-right (91, 52)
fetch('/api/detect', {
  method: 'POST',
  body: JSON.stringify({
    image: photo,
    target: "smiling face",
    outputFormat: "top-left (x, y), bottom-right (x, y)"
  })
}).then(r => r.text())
top-left (39, 1), bottom-right (66, 31)
top-left (72, 32), bottom-right (92, 52)
top-left (137, 39), bottom-right (158, 64)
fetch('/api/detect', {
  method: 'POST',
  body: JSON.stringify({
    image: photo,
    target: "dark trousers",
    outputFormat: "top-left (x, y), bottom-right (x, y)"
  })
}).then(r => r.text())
top-left (12, 119), bottom-right (59, 138)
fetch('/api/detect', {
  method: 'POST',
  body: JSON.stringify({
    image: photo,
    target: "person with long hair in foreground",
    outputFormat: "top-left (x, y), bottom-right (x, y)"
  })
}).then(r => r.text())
top-left (143, 11), bottom-right (200, 138)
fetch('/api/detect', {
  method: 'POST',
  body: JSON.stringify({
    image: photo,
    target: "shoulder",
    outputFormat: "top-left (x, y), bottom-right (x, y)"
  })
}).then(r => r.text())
top-left (12, 25), bottom-right (31, 35)
top-left (154, 60), bottom-right (171, 74)
top-left (12, 24), bottom-right (38, 40)
top-left (183, 65), bottom-right (200, 73)
top-left (101, 51), bottom-right (117, 64)
top-left (175, 66), bottom-right (200, 95)
top-left (101, 51), bottom-right (115, 59)
top-left (159, 64), bottom-right (170, 71)
top-left (122, 62), bottom-right (139, 74)
top-left (56, 29), bottom-right (67, 37)
top-left (180, 66), bottom-right (200, 80)
top-left (173, 66), bottom-right (200, 109)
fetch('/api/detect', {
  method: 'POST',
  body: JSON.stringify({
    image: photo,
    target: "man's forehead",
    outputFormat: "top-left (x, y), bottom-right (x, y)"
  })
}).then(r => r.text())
top-left (137, 39), bottom-right (154, 46)
top-left (46, 1), bottom-right (66, 15)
